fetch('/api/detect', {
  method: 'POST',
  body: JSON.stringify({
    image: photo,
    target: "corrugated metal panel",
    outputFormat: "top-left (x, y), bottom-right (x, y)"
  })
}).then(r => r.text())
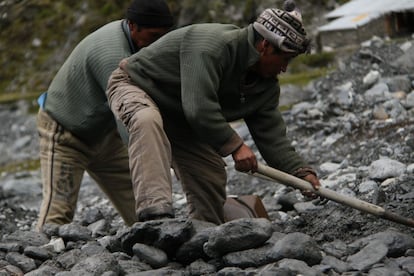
top-left (326, 0), bottom-right (414, 19)
top-left (318, 12), bottom-right (381, 31)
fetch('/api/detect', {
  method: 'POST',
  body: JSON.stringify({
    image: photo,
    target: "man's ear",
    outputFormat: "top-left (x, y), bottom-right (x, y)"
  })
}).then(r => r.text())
top-left (128, 21), bottom-right (141, 33)
top-left (257, 39), bottom-right (267, 54)
top-left (261, 39), bottom-right (273, 54)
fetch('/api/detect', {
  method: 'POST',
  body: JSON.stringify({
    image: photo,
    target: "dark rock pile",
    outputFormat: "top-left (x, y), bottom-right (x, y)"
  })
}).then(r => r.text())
top-left (2, 218), bottom-right (414, 275)
top-left (1, 36), bottom-right (414, 275)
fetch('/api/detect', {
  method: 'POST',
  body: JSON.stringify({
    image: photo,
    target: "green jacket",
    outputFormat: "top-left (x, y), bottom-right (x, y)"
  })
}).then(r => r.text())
top-left (44, 20), bottom-right (133, 144)
top-left (123, 23), bottom-right (307, 174)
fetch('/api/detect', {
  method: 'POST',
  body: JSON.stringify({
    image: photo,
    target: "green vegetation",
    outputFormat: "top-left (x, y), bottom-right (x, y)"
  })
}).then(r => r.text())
top-left (0, 0), bottom-right (128, 96)
top-left (288, 51), bottom-right (335, 73)
top-left (280, 51), bottom-right (336, 86)
top-left (0, 159), bottom-right (40, 174)
top-left (279, 67), bottom-right (332, 86)
top-left (0, 92), bottom-right (39, 103)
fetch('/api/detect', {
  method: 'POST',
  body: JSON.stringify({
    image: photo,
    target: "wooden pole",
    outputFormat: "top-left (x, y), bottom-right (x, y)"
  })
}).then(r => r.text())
top-left (253, 162), bottom-right (414, 228)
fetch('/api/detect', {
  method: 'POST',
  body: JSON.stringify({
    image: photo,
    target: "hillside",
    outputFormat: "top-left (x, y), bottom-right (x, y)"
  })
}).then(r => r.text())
top-left (0, 0), bottom-right (340, 99)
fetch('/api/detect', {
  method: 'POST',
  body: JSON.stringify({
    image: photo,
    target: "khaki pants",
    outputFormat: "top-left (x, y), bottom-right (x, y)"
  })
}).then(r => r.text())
top-left (36, 110), bottom-right (136, 230)
top-left (107, 67), bottom-right (227, 224)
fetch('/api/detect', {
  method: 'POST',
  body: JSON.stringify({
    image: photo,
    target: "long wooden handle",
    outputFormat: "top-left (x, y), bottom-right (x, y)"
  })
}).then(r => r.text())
top-left (253, 162), bottom-right (414, 228)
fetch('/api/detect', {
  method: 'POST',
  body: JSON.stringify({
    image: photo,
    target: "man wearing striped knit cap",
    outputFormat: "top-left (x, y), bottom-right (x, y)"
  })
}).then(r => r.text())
top-left (36, 0), bottom-right (173, 231)
top-left (107, 0), bottom-right (321, 224)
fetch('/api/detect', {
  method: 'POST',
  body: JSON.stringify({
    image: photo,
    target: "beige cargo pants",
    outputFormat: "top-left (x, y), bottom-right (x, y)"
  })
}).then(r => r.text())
top-left (107, 67), bottom-right (227, 224)
top-left (36, 110), bottom-right (137, 230)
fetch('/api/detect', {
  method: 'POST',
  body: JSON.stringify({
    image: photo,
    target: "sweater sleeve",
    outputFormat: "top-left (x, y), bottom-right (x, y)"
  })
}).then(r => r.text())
top-left (245, 90), bottom-right (307, 174)
top-left (179, 47), bottom-right (243, 156)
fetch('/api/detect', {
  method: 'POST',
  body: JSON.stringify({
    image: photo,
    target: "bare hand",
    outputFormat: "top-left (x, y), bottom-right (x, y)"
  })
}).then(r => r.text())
top-left (301, 173), bottom-right (321, 199)
top-left (232, 144), bottom-right (258, 173)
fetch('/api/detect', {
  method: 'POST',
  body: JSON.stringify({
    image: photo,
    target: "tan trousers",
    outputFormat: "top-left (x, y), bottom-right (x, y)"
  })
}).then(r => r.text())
top-left (107, 67), bottom-right (227, 224)
top-left (36, 110), bottom-right (136, 230)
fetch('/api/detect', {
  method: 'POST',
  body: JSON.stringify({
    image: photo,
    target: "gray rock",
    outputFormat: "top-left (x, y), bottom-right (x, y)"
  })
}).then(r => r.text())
top-left (268, 232), bottom-right (322, 266)
top-left (120, 218), bottom-right (193, 257)
top-left (118, 259), bottom-right (152, 274)
top-left (42, 237), bottom-right (65, 253)
top-left (132, 243), bottom-right (168, 268)
top-left (55, 249), bottom-right (85, 270)
top-left (0, 264), bottom-right (24, 276)
top-left (395, 256), bottom-right (414, 275)
top-left (329, 82), bottom-right (355, 109)
top-left (0, 242), bottom-right (22, 253)
top-left (1, 230), bottom-right (49, 248)
top-left (80, 241), bottom-right (108, 256)
top-left (382, 99), bottom-right (407, 120)
top-left (2, 176), bottom-right (41, 197)
top-left (322, 240), bottom-right (350, 259)
top-left (368, 266), bottom-right (410, 276)
top-left (69, 252), bottom-right (120, 275)
top-left (87, 219), bottom-right (110, 237)
top-left (5, 252), bottom-right (37, 273)
top-left (364, 83), bottom-right (392, 104)
top-left (280, 84), bottom-right (312, 107)
top-left (23, 246), bottom-right (53, 261)
top-left (349, 230), bottom-right (414, 258)
top-left (382, 75), bottom-right (412, 93)
top-left (98, 235), bottom-right (123, 253)
top-left (321, 255), bottom-right (352, 273)
top-left (277, 258), bottom-right (323, 276)
top-left (81, 209), bottom-right (105, 226)
top-left (203, 218), bottom-right (273, 258)
top-left (294, 201), bottom-right (324, 214)
top-left (404, 91), bottom-right (414, 108)
top-left (391, 45), bottom-right (414, 73)
top-left (368, 158), bottom-right (406, 180)
top-left (255, 264), bottom-right (297, 276)
top-left (363, 70), bottom-right (380, 88)
top-left (319, 162), bottom-right (341, 175)
top-left (347, 241), bottom-right (388, 271)
top-left (58, 223), bottom-right (93, 242)
top-left (175, 220), bottom-right (216, 263)
top-left (24, 265), bottom-right (62, 276)
top-left (56, 271), bottom-right (94, 276)
top-left (222, 243), bottom-right (274, 268)
top-left (372, 104), bottom-right (389, 120)
top-left (277, 190), bottom-right (302, 211)
top-left (187, 259), bottom-right (216, 275)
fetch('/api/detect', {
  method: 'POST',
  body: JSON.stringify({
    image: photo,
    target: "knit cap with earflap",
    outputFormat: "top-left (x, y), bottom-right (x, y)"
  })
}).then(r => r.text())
top-left (126, 0), bottom-right (174, 28)
top-left (253, 0), bottom-right (310, 54)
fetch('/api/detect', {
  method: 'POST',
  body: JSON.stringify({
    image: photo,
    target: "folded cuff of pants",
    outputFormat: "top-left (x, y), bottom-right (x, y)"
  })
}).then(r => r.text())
top-left (137, 203), bottom-right (174, 221)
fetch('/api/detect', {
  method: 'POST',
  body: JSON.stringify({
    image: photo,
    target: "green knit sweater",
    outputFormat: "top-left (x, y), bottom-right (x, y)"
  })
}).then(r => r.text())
top-left (45, 20), bottom-right (132, 144)
top-left (123, 23), bottom-right (307, 174)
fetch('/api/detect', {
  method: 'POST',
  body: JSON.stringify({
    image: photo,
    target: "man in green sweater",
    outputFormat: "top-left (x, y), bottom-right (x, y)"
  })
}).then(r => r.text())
top-left (107, 1), bottom-right (321, 224)
top-left (36, 0), bottom-right (174, 231)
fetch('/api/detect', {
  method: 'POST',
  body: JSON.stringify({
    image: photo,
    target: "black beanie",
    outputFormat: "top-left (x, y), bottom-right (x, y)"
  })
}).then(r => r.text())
top-left (126, 0), bottom-right (173, 28)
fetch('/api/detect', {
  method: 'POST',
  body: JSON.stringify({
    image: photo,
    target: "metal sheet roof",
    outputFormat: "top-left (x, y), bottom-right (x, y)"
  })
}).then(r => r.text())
top-left (326, 0), bottom-right (414, 19)
top-left (318, 12), bottom-right (381, 31)
top-left (319, 0), bottom-right (414, 32)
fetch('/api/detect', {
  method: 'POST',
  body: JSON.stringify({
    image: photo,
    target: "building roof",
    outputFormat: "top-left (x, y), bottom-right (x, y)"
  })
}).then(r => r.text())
top-left (326, 0), bottom-right (414, 19)
top-left (318, 13), bottom-right (381, 31)
top-left (318, 0), bottom-right (414, 32)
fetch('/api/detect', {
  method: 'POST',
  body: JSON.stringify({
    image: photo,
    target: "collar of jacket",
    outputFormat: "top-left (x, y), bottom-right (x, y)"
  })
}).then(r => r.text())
top-left (121, 19), bottom-right (139, 54)
top-left (243, 24), bottom-right (261, 70)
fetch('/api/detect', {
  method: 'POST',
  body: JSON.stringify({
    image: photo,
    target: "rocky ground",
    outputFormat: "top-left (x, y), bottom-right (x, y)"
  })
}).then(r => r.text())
top-left (0, 36), bottom-right (414, 275)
